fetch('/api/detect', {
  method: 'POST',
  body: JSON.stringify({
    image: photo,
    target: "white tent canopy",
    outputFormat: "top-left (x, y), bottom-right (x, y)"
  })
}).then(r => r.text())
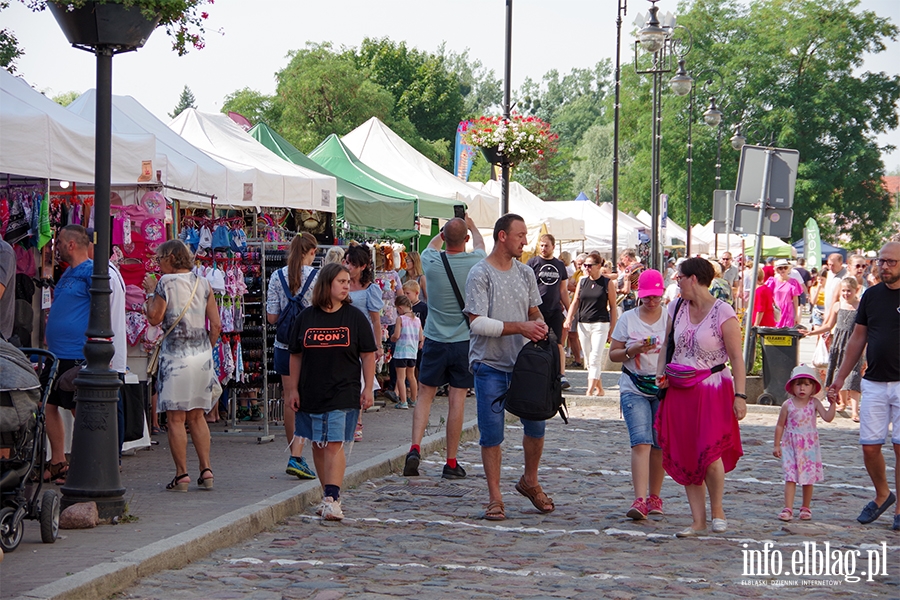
top-left (0, 69), bottom-right (155, 185)
top-left (552, 200), bottom-right (642, 256)
top-left (477, 180), bottom-right (585, 241)
top-left (169, 109), bottom-right (336, 211)
top-left (342, 117), bottom-right (497, 220)
top-left (636, 210), bottom-right (688, 245)
top-left (67, 91), bottom-right (254, 206)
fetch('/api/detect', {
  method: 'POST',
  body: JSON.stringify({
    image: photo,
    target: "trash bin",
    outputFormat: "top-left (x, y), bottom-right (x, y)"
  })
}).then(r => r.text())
top-left (754, 327), bottom-right (803, 405)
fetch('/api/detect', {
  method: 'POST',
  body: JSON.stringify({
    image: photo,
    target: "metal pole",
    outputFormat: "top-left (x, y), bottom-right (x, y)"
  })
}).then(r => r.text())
top-left (650, 64), bottom-right (660, 271)
top-left (741, 147), bottom-right (775, 369)
top-left (612, 0), bottom-right (626, 270)
top-left (501, 0), bottom-right (513, 216)
top-left (685, 82), bottom-right (693, 256)
top-left (61, 45), bottom-right (125, 519)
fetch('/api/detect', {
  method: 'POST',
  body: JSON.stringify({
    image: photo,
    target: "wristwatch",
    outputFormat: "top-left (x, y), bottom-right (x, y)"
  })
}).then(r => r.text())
top-left (624, 347), bottom-right (632, 360)
top-left (734, 393), bottom-right (748, 399)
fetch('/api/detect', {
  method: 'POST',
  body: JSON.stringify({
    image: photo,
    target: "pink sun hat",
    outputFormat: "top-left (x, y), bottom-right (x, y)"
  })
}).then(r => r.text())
top-left (785, 364), bottom-right (822, 395)
top-left (637, 269), bottom-right (665, 298)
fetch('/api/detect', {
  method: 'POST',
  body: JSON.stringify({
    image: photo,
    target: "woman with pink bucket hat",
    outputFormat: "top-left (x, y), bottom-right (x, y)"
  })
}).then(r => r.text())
top-left (773, 365), bottom-right (836, 521)
top-left (610, 269), bottom-right (669, 520)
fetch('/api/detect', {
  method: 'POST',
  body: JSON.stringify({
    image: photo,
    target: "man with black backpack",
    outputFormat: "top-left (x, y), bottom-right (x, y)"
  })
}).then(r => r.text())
top-left (403, 214), bottom-right (485, 480)
top-left (464, 214), bottom-right (554, 522)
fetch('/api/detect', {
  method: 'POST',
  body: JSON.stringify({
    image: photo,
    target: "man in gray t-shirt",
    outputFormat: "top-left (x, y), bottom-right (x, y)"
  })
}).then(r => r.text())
top-left (464, 214), bottom-right (553, 521)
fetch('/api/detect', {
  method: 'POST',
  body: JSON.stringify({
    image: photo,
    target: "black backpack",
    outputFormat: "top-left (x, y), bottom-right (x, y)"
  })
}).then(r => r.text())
top-left (495, 331), bottom-right (568, 423)
top-left (275, 268), bottom-right (317, 345)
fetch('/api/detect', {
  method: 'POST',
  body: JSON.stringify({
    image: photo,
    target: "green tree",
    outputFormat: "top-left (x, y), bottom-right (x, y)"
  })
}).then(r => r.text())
top-left (353, 37), bottom-right (465, 158)
top-left (619, 0), bottom-right (899, 243)
top-left (51, 90), bottom-right (80, 107)
top-left (169, 85), bottom-right (197, 119)
top-left (0, 2), bottom-right (24, 73)
top-left (274, 42), bottom-right (396, 153)
top-left (437, 44), bottom-right (502, 117)
top-left (221, 87), bottom-right (281, 128)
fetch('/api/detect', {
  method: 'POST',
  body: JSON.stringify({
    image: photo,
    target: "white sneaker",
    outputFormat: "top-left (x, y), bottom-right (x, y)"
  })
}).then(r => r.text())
top-left (320, 496), bottom-right (344, 521)
top-left (711, 518), bottom-right (727, 533)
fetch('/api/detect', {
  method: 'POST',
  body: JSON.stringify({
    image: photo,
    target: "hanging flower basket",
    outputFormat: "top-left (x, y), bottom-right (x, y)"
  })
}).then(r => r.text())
top-left (47, 1), bottom-right (161, 50)
top-left (27, 1), bottom-right (213, 55)
top-left (462, 114), bottom-right (557, 167)
top-left (480, 145), bottom-right (505, 165)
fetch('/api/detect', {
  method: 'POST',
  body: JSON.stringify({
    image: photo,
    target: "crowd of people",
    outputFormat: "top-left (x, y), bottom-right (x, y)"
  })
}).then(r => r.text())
top-left (2, 219), bottom-right (897, 533)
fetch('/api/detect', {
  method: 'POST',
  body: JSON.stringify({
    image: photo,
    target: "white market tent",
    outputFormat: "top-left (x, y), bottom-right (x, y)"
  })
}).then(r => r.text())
top-left (552, 200), bottom-right (643, 256)
top-left (342, 117), bottom-right (497, 220)
top-left (169, 109), bottom-right (336, 211)
top-left (66, 91), bottom-right (256, 207)
top-left (636, 210), bottom-right (689, 245)
top-left (478, 180), bottom-right (585, 241)
top-left (0, 69), bottom-right (155, 185)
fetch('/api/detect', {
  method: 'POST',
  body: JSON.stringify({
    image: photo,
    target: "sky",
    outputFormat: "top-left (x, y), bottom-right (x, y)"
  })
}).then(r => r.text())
top-left (4, 0), bottom-right (900, 171)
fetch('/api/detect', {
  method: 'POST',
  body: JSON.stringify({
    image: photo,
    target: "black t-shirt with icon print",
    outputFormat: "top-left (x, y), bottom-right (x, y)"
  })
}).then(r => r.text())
top-left (288, 303), bottom-right (377, 412)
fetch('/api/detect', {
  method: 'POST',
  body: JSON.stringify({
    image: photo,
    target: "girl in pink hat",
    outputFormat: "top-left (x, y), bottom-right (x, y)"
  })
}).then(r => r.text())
top-left (773, 365), bottom-right (837, 521)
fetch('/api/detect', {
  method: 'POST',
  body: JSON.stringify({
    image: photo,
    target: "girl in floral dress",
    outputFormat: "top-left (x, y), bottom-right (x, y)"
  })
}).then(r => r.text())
top-left (773, 365), bottom-right (837, 521)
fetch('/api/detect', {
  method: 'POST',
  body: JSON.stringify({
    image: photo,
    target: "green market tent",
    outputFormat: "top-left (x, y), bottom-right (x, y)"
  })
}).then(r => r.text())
top-left (744, 235), bottom-right (795, 259)
top-left (250, 124), bottom-right (417, 240)
top-left (309, 134), bottom-right (460, 220)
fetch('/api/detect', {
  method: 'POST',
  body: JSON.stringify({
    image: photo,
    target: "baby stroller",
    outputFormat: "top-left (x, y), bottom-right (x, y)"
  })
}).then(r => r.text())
top-left (0, 339), bottom-right (59, 552)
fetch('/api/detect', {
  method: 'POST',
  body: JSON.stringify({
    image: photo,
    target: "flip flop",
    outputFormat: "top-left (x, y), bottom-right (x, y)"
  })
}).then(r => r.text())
top-left (484, 500), bottom-right (506, 521)
top-left (515, 475), bottom-right (555, 513)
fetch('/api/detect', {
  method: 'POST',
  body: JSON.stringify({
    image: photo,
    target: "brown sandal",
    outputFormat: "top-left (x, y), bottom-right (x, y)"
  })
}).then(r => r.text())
top-left (43, 461), bottom-right (68, 485)
top-left (484, 500), bottom-right (506, 521)
top-left (515, 475), bottom-right (555, 513)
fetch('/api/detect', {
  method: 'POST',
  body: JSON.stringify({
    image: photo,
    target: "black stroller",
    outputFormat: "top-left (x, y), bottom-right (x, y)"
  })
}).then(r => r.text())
top-left (0, 339), bottom-right (60, 552)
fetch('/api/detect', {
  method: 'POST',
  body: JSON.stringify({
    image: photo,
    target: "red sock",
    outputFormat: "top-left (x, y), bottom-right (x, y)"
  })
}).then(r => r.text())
top-left (410, 444), bottom-right (420, 453)
top-left (447, 458), bottom-right (458, 469)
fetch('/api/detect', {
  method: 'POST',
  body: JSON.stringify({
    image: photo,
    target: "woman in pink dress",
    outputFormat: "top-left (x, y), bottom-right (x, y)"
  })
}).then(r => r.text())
top-left (656, 257), bottom-right (748, 537)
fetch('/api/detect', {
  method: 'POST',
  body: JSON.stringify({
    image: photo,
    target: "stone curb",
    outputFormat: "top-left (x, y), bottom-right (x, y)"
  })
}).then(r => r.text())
top-left (12, 418), bottom-right (481, 600)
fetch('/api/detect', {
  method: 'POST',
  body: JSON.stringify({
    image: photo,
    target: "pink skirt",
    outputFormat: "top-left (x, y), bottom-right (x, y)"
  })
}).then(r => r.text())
top-left (655, 371), bottom-right (743, 486)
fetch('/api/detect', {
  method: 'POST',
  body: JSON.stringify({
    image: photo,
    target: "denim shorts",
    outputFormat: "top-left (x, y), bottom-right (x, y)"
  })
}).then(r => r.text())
top-left (472, 361), bottom-right (545, 447)
top-left (273, 347), bottom-right (290, 376)
top-left (295, 408), bottom-right (360, 444)
top-left (620, 391), bottom-right (660, 448)
top-left (419, 339), bottom-right (474, 389)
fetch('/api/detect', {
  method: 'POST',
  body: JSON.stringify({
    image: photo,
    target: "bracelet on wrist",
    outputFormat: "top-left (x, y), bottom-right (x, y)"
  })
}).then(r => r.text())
top-left (734, 393), bottom-right (748, 399)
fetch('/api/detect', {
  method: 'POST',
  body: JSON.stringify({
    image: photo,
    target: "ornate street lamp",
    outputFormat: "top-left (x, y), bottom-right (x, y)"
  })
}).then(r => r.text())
top-left (634, 0), bottom-right (692, 270)
top-left (612, 0), bottom-right (628, 271)
top-left (48, 1), bottom-right (160, 519)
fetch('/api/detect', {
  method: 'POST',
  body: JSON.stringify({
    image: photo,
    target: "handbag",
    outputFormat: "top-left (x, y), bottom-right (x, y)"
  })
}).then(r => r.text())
top-left (657, 298), bottom-right (684, 400)
top-left (147, 276), bottom-right (201, 377)
top-left (812, 335), bottom-right (830, 368)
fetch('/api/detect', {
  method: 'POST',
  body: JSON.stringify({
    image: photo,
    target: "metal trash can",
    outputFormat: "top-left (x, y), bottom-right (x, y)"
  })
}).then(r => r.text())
top-left (754, 327), bottom-right (803, 405)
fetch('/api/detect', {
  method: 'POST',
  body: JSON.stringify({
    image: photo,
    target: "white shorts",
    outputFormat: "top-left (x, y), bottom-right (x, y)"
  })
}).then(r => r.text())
top-left (859, 379), bottom-right (900, 445)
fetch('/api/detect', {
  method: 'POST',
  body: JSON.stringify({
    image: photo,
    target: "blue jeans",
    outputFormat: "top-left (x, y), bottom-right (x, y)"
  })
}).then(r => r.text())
top-left (472, 361), bottom-right (545, 447)
top-left (295, 408), bottom-right (360, 444)
top-left (620, 391), bottom-right (660, 448)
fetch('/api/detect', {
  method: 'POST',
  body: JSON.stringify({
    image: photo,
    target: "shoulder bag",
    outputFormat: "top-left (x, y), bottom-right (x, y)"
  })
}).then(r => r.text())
top-left (147, 275), bottom-right (201, 378)
top-left (657, 298), bottom-right (684, 400)
top-left (440, 251), bottom-right (469, 329)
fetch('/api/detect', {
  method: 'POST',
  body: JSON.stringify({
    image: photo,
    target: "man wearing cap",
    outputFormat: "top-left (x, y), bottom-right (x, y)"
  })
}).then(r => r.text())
top-left (829, 242), bottom-right (900, 530)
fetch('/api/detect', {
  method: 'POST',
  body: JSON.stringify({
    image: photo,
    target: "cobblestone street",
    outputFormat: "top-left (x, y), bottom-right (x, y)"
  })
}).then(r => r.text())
top-left (115, 404), bottom-right (898, 599)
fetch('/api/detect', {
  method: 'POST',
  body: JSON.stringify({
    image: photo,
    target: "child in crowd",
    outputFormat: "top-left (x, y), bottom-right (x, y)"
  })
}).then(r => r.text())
top-left (403, 280), bottom-right (428, 381)
top-left (773, 365), bottom-right (836, 521)
top-left (390, 295), bottom-right (423, 410)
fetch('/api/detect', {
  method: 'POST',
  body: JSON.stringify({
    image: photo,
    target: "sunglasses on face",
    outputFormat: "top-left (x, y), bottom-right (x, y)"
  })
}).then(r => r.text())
top-left (583, 263), bottom-right (598, 268)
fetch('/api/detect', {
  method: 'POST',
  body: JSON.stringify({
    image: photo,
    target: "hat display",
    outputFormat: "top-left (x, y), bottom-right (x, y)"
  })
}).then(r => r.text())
top-left (637, 269), bottom-right (665, 298)
top-left (785, 364), bottom-right (822, 395)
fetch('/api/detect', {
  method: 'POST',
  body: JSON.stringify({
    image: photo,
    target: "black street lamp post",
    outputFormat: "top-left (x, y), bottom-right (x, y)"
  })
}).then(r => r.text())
top-left (612, 0), bottom-right (627, 269)
top-left (48, 1), bottom-right (160, 519)
top-left (634, 0), bottom-right (692, 270)
top-left (501, 0), bottom-right (513, 215)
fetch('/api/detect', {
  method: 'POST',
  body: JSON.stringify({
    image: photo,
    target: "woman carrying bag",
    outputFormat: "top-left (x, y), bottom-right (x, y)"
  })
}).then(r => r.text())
top-left (143, 240), bottom-right (221, 492)
top-left (655, 257), bottom-right (747, 537)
